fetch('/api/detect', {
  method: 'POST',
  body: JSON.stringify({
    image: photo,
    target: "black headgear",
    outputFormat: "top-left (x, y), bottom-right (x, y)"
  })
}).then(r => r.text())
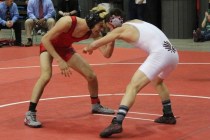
top-left (85, 9), bottom-right (106, 29)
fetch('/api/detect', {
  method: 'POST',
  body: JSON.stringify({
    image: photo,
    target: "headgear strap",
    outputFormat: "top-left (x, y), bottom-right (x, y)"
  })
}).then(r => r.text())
top-left (85, 10), bottom-right (106, 29)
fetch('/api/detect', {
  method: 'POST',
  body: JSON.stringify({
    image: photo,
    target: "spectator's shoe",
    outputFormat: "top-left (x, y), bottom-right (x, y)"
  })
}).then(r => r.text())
top-left (196, 28), bottom-right (201, 36)
top-left (193, 31), bottom-right (199, 42)
top-left (0, 42), bottom-right (6, 47)
top-left (24, 111), bottom-right (42, 128)
top-left (25, 39), bottom-right (33, 47)
top-left (195, 28), bottom-right (205, 42)
top-left (14, 42), bottom-right (24, 47)
top-left (92, 104), bottom-right (115, 115)
top-left (154, 115), bottom-right (176, 124)
top-left (100, 117), bottom-right (123, 138)
top-left (0, 42), bottom-right (9, 47)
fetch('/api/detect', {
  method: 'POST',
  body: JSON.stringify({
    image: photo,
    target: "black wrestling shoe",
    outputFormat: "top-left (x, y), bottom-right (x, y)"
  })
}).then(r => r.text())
top-left (100, 117), bottom-right (123, 138)
top-left (154, 115), bottom-right (176, 124)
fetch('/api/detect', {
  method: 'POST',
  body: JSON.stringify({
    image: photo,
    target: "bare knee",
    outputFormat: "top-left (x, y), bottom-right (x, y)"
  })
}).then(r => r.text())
top-left (86, 72), bottom-right (97, 82)
top-left (153, 78), bottom-right (164, 87)
top-left (126, 78), bottom-right (149, 94)
top-left (39, 73), bottom-right (52, 83)
top-left (126, 82), bottom-right (140, 94)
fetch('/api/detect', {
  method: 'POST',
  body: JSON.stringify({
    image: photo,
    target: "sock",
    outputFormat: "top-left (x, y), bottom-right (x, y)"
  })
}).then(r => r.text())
top-left (162, 99), bottom-right (174, 117)
top-left (91, 96), bottom-right (100, 104)
top-left (91, 96), bottom-right (101, 109)
top-left (116, 105), bottom-right (129, 124)
top-left (28, 102), bottom-right (37, 112)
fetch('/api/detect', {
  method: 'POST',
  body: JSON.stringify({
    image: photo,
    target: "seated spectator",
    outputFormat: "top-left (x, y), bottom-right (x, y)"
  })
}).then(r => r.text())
top-left (25, 0), bottom-right (55, 47)
top-left (193, 1), bottom-right (210, 42)
top-left (56, 0), bottom-right (79, 20)
top-left (0, 0), bottom-right (23, 46)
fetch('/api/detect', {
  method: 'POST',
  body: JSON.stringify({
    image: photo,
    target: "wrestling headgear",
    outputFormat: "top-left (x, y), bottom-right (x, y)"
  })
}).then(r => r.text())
top-left (108, 15), bottom-right (123, 28)
top-left (85, 9), bottom-right (106, 29)
top-left (105, 8), bottom-right (124, 28)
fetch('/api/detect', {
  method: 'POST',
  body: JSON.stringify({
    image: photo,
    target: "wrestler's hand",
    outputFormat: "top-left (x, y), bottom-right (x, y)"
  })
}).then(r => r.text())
top-left (57, 59), bottom-right (72, 77)
top-left (83, 46), bottom-right (93, 55)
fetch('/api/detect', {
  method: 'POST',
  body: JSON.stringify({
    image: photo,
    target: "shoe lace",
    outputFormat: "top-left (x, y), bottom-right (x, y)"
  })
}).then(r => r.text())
top-left (106, 121), bottom-right (121, 132)
top-left (98, 104), bottom-right (112, 112)
top-left (160, 115), bottom-right (174, 121)
top-left (98, 104), bottom-right (108, 109)
top-left (159, 116), bottom-right (165, 121)
top-left (29, 112), bottom-right (37, 121)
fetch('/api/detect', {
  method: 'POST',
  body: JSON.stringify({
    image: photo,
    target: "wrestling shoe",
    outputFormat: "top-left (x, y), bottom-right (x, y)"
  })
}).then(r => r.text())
top-left (24, 111), bottom-right (42, 128)
top-left (92, 104), bottom-right (115, 115)
top-left (154, 115), bottom-right (176, 124)
top-left (100, 117), bottom-right (123, 138)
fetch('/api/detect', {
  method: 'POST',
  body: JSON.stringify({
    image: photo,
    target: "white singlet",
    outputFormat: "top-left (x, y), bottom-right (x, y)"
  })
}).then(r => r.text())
top-left (123, 22), bottom-right (179, 80)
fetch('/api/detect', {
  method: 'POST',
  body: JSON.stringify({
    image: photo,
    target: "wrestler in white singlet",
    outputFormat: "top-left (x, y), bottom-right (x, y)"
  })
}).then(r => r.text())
top-left (124, 21), bottom-right (179, 80)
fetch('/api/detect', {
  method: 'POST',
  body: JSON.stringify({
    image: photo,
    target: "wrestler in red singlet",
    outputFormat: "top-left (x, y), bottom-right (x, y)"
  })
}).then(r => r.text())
top-left (40, 16), bottom-right (92, 61)
top-left (24, 7), bottom-right (115, 129)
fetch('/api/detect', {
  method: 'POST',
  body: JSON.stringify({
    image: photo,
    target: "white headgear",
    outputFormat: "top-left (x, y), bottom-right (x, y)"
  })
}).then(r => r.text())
top-left (109, 15), bottom-right (123, 28)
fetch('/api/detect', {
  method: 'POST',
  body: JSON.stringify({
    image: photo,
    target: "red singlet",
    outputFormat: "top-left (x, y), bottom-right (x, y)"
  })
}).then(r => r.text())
top-left (40, 16), bottom-right (91, 61)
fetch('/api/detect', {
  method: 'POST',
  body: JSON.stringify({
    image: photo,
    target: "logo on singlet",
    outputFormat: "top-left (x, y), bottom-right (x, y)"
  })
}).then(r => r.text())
top-left (163, 41), bottom-right (176, 53)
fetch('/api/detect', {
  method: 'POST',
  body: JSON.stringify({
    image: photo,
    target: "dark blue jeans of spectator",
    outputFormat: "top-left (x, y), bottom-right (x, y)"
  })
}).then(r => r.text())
top-left (128, 0), bottom-right (146, 20)
top-left (203, 30), bottom-right (210, 41)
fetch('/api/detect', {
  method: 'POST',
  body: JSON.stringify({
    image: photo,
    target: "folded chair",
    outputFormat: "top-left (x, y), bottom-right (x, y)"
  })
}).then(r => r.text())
top-left (0, 28), bottom-right (15, 47)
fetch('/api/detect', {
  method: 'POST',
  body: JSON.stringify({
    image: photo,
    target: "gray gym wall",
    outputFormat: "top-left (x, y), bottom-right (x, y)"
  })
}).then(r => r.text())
top-left (161, 0), bottom-right (196, 39)
top-left (52, 0), bottom-right (209, 39)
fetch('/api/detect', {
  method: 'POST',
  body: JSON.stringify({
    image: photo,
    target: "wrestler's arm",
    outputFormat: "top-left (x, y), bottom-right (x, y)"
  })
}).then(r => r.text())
top-left (98, 36), bottom-right (115, 58)
top-left (41, 16), bottom-right (71, 62)
top-left (84, 27), bottom-right (123, 57)
top-left (91, 34), bottom-right (115, 58)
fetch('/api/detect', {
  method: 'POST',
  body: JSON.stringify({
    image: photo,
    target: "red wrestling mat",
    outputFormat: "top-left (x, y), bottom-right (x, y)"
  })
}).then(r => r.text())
top-left (0, 44), bottom-right (210, 140)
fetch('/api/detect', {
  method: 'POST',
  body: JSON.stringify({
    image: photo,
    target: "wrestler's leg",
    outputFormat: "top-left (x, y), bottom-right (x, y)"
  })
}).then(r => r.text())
top-left (100, 70), bottom-right (151, 138)
top-left (67, 53), bottom-right (98, 96)
top-left (24, 52), bottom-right (53, 128)
top-left (152, 77), bottom-right (176, 124)
top-left (67, 53), bottom-right (114, 114)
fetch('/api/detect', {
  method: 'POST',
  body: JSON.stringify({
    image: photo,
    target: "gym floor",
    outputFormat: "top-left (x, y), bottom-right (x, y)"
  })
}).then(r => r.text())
top-left (0, 29), bottom-right (210, 140)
